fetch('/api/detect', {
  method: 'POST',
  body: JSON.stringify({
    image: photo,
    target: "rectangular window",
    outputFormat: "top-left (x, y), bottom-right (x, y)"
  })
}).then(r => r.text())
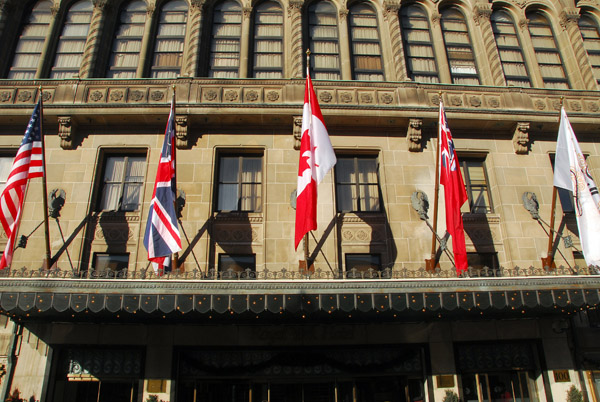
top-left (466, 252), bottom-right (499, 271)
top-left (459, 158), bottom-right (492, 213)
top-left (97, 153), bottom-right (146, 212)
top-left (218, 254), bottom-right (256, 278)
top-left (345, 253), bottom-right (381, 278)
top-left (216, 153), bottom-right (263, 212)
top-left (92, 253), bottom-right (129, 272)
top-left (335, 155), bottom-right (380, 212)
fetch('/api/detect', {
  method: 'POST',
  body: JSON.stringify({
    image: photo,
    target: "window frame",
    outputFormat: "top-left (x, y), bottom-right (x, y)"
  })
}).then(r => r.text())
top-left (105, 0), bottom-right (147, 78)
top-left (149, 0), bottom-right (189, 79)
top-left (250, 0), bottom-right (284, 78)
top-left (348, 2), bottom-right (384, 81)
top-left (440, 7), bottom-right (481, 85)
top-left (214, 151), bottom-right (264, 213)
top-left (491, 10), bottom-right (531, 87)
top-left (0, 152), bottom-right (16, 195)
top-left (345, 253), bottom-right (382, 278)
top-left (306, 0), bottom-right (341, 80)
top-left (207, 0), bottom-right (243, 78)
top-left (579, 13), bottom-right (600, 85)
top-left (91, 252), bottom-right (130, 272)
top-left (400, 4), bottom-right (440, 83)
top-left (218, 254), bottom-right (256, 276)
top-left (458, 156), bottom-right (493, 214)
top-left (95, 150), bottom-right (147, 213)
top-left (334, 154), bottom-right (382, 213)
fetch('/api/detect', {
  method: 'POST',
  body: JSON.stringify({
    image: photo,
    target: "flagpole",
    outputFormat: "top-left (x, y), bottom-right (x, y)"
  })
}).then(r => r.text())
top-left (426, 92), bottom-right (442, 272)
top-left (39, 87), bottom-right (52, 269)
top-left (304, 49), bottom-right (312, 270)
top-left (171, 84), bottom-right (179, 272)
top-left (542, 97), bottom-right (563, 270)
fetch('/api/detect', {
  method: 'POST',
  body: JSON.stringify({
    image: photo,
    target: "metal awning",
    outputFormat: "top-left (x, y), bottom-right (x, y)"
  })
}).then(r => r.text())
top-left (0, 274), bottom-right (597, 323)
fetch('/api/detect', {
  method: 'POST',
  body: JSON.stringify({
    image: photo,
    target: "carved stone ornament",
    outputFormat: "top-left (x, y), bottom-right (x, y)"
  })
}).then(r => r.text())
top-left (407, 118), bottom-right (423, 152)
top-left (190, 0), bottom-right (206, 10)
top-left (339, 9), bottom-right (349, 21)
top-left (360, 93), bottom-right (373, 104)
top-left (340, 92), bottom-right (353, 103)
top-left (534, 99), bottom-right (546, 110)
top-left (266, 91), bottom-right (279, 101)
top-left (383, 1), bottom-right (400, 20)
top-left (488, 97), bottom-right (500, 108)
top-left (224, 90), bottom-right (238, 102)
top-left (431, 12), bottom-right (441, 26)
top-left (512, 122), bottom-right (530, 155)
top-left (511, 0), bottom-right (528, 8)
top-left (551, 99), bottom-right (561, 110)
top-left (89, 90), bottom-right (103, 102)
top-left (287, 0), bottom-right (303, 16)
top-left (470, 97), bottom-right (482, 107)
top-left (17, 91), bottom-right (32, 102)
top-left (150, 91), bottom-right (165, 101)
top-left (431, 94), bottom-right (440, 105)
top-left (518, 18), bottom-right (529, 31)
top-left (243, 6), bottom-right (252, 18)
top-left (319, 91), bottom-right (333, 103)
top-left (58, 116), bottom-right (76, 150)
top-left (559, 9), bottom-right (580, 30)
top-left (570, 101), bottom-right (582, 111)
top-left (204, 89), bottom-right (218, 101)
top-left (450, 96), bottom-right (462, 106)
top-left (246, 90), bottom-right (259, 102)
top-left (42, 91), bottom-right (52, 102)
top-left (0, 91), bottom-right (11, 102)
top-left (50, 3), bottom-right (60, 16)
top-left (129, 90), bottom-right (144, 102)
top-left (146, 4), bottom-right (155, 16)
top-left (175, 115), bottom-right (189, 149)
top-left (109, 90), bottom-right (124, 102)
top-left (293, 116), bottom-right (302, 150)
top-left (92, 0), bottom-right (108, 10)
top-left (380, 93), bottom-right (393, 104)
top-left (587, 102), bottom-right (599, 112)
top-left (473, 3), bottom-right (492, 26)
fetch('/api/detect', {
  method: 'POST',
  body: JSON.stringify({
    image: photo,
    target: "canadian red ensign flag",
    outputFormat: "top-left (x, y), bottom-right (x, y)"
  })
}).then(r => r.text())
top-left (294, 73), bottom-right (336, 250)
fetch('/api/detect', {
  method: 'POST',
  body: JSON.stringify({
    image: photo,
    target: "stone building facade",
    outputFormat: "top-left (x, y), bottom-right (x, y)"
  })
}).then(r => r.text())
top-left (0, 0), bottom-right (598, 401)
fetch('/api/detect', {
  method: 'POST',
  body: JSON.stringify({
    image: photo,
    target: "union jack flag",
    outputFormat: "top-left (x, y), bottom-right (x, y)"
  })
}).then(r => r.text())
top-left (143, 97), bottom-right (181, 273)
top-left (0, 99), bottom-right (44, 270)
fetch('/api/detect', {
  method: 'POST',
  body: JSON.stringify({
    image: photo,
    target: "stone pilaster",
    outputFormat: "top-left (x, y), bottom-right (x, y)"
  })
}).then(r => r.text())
top-left (288, 0), bottom-right (304, 78)
top-left (338, 8), bottom-right (351, 80)
top-left (183, 0), bottom-right (205, 77)
top-left (383, 1), bottom-right (407, 81)
top-left (136, 4), bottom-right (156, 77)
top-left (560, 8), bottom-right (596, 90)
top-left (79, 0), bottom-right (108, 78)
top-left (239, 7), bottom-right (252, 78)
top-left (36, 1), bottom-right (62, 78)
top-left (473, 3), bottom-right (505, 87)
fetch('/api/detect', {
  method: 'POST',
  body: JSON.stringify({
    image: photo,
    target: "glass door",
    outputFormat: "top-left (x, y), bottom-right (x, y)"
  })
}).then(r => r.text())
top-left (461, 371), bottom-right (538, 402)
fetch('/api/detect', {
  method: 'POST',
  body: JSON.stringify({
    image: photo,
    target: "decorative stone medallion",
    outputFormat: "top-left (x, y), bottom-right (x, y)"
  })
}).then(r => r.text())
top-left (470, 97), bottom-right (481, 107)
top-left (570, 101), bottom-right (581, 111)
top-left (245, 90), bottom-right (259, 102)
top-left (0, 91), bottom-right (11, 102)
top-left (380, 93), bottom-right (393, 104)
top-left (319, 91), bottom-right (333, 103)
top-left (42, 91), bottom-right (52, 102)
top-left (534, 100), bottom-right (546, 110)
top-left (266, 91), bottom-right (279, 101)
top-left (450, 96), bottom-right (462, 106)
top-left (89, 90), bottom-right (103, 102)
top-left (129, 90), bottom-right (144, 102)
top-left (109, 90), bottom-right (124, 102)
top-left (204, 89), bottom-right (218, 101)
top-left (360, 93), bottom-right (373, 104)
top-left (587, 101), bottom-right (599, 112)
top-left (224, 90), bottom-right (238, 102)
top-left (340, 92), bottom-right (353, 103)
top-left (488, 97), bottom-right (500, 108)
top-left (150, 91), bottom-right (165, 101)
top-left (17, 90), bottom-right (32, 102)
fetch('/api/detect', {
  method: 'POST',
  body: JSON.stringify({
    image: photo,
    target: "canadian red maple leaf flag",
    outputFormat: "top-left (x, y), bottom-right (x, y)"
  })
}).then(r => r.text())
top-left (295, 73), bottom-right (336, 250)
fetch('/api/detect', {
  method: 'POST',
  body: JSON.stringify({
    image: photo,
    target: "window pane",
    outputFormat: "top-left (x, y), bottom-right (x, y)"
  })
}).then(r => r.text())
top-left (219, 254), bottom-right (256, 273)
top-left (150, 0), bottom-right (188, 78)
top-left (99, 154), bottom-right (146, 211)
top-left (218, 183), bottom-right (239, 210)
top-left (580, 15), bottom-right (600, 84)
top-left (0, 156), bottom-right (14, 194)
top-left (462, 159), bottom-right (492, 213)
top-left (349, 3), bottom-right (384, 80)
top-left (492, 11), bottom-right (530, 86)
top-left (527, 12), bottom-right (569, 88)
top-left (308, 1), bottom-right (341, 79)
top-left (50, 0), bottom-right (93, 79)
top-left (8, 1), bottom-right (52, 79)
top-left (216, 154), bottom-right (262, 212)
top-left (335, 156), bottom-right (380, 212)
top-left (441, 8), bottom-right (480, 84)
top-left (251, 1), bottom-right (283, 78)
top-left (209, 0), bottom-right (241, 77)
top-left (106, 1), bottom-right (146, 77)
top-left (346, 254), bottom-right (381, 277)
top-left (93, 253), bottom-right (129, 271)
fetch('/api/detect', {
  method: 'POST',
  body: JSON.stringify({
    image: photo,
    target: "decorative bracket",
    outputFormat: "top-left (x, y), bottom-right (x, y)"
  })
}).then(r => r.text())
top-left (293, 116), bottom-right (302, 150)
top-left (58, 116), bottom-right (76, 150)
top-left (407, 118), bottom-right (423, 152)
top-left (175, 115), bottom-right (189, 149)
top-left (512, 122), bottom-right (530, 154)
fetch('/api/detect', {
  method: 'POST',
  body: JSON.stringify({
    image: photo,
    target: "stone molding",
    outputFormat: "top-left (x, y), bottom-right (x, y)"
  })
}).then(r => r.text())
top-left (407, 118), bottom-right (423, 152)
top-left (57, 116), bottom-right (76, 150)
top-left (175, 115), bottom-right (190, 149)
top-left (512, 122), bottom-right (530, 154)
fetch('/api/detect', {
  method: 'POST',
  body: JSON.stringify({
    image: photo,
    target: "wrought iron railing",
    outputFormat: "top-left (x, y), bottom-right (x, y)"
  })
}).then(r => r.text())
top-left (0, 265), bottom-right (597, 280)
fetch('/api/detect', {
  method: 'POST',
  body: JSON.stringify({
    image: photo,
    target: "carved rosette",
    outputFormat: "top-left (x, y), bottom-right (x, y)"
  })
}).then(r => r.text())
top-left (512, 122), bottom-right (530, 155)
top-left (58, 116), bottom-right (76, 150)
top-left (175, 115), bottom-right (189, 149)
top-left (407, 118), bottom-right (423, 152)
top-left (293, 116), bottom-right (302, 150)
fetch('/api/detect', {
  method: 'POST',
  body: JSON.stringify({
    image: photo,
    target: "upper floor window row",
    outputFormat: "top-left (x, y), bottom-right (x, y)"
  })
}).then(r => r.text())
top-left (4, 0), bottom-right (597, 89)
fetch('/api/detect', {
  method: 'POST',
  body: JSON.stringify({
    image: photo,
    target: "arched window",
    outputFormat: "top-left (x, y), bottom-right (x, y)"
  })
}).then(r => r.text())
top-left (50, 0), bottom-right (93, 79)
top-left (400, 5), bottom-right (438, 83)
top-left (8, 1), bottom-right (52, 79)
top-left (579, 14), bottom-right (600, 84)
top-left (526, 11), bottom-right (569, 88)
top-left (209, 0), bottom-right (242, 78)
top-left (106, 1), bottom-right (147, 78)
top-left (348, 3), bottom-right (383, 81)
top-left (441, 8), bottom-right (479, 85)
top-left (150, 0), bottom-right (188, 78)
top-left (491, 10), bottom-right (530, 87)
top-left (251, 1), bottom-right (283, 78)
top-left (308, 1), bottom-right (340, 79)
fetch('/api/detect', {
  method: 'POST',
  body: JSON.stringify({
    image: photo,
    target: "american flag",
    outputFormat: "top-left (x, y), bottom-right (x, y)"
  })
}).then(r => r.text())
top-left (143, 97), bottom-right (181, 273)
top-left (0, 99), bottom-right (44, 270)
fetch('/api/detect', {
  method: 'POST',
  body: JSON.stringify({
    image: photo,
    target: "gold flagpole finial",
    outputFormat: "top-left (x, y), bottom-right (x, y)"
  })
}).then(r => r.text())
top-left (172, 84), bottom-right (176, 94)
top-left (560, 96), bottom-right (564, 107)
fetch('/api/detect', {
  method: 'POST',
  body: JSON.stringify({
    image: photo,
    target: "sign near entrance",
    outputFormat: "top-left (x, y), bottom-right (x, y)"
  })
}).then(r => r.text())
top-left (554, 370), bottom-right (571, 382)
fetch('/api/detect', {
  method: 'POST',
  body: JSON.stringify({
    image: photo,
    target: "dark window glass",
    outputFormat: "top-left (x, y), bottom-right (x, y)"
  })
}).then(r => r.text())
top-left (251, 1), bottom-right (283, 78)
top-left (216, 154), bottom-right (262, 212)
top-left (218, 254), bottom-right (256, 277)
top-left (308, 1), bottom-right (341, 79)
top-left (466, 252), bottom-right (499, 270)
top-left (400, 5), bottom-right (439, 83)
top-left (491, 10), bottom-right (531, 87)
top-left (441, 8), bottom-right (480, 85)
top-left (92, 253), bottom-right (129, 271)
top-left (335, 156), bottom-right (380, 212)
top-left (459, 158), bottom-right (492, 213)
top-left (345, 254), bottom-right (381, 278)
top-left (348, 3), bottom-right (384, 81)
top-left (98, 154), bottom-right (146, 211)
top-left (527, 12), bottom-right (569, 89)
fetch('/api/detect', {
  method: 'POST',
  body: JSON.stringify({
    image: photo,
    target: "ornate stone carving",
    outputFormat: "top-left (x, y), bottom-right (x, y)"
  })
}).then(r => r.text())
top-left (190, 0), bottom-right (206, 10)
top-left (109, 90), bottom-right (124, 102)
top-left (518, 18), bottom-right (529, 31)
top-left (95, 227), bottom-right (134, 243)
top-left (17, 91), bottom-right (32, 102)
top-left (431, 94), bottom-right (440, 105)
top-left (89, 90), bottom-right (103, 102)
top-left (360, 93), bottom-right (373, 104)
top-left (224, 90), bottom-right (238, 102)
top-left (42, 91), bottom-right (52, 102)
top-left (551, 99), bottom-right (561, 110)
top-left (51, 3), bottom-right (60, 16)
top-left (204, 89), bottom-right (218, 101)
top-left (512, 122), bottom-right (530, 155)
top-left (0, 91), bottom-right (10, 102)
top-left (473, 3), bottom-right (492, 26)
top-left (150, 91), bottom-right (165, 101)
top-left (559, 9), bottom-right (580, 30)
top-left (570, 101), bottom-right (582, 111)
top-left (534, 99), bottom-right (546, 110)
top-left (58, 116), bottom-right (76, 150)
top-left (129, 90), bottom-right (144, 102)
top-left (146, 4), bottom-right (155, 16)
top-left (488, 97), bottom-right (500, 108)
top-left (243, 6), bottom-right (252, 19)
top-left (587, 101), bottom-right (599, 112)
top-left (245, 90), bottom-right (259, 102)
top-left (407, 118), bottom-right (423, 152)
top-left (319, 91), bottom-right (333, 103)
top-left (293, 116), bottom-right (302, 150)
top-left (340, 92), bottom-right (353, 103)
top-left (470, 97), bottom-right (482, 107)
top-left (431, 12), bottom-right (441, 27)
top-left (339, 9), bottom-right (348, 21)
top-left (450, 96), bottom-right (462, 106)
top-left (380, 93), bottom-right (393, 104)
top-left (266, 91), bottom-right (279, 101)
top-left (287, 0), bottom-right (303, 16)
top-left (383, 1), bottom-right (400, 20)
top-left (92, 0), bottom-right (108, 9)
top-left (175, 115), bottom-right (189, 149)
